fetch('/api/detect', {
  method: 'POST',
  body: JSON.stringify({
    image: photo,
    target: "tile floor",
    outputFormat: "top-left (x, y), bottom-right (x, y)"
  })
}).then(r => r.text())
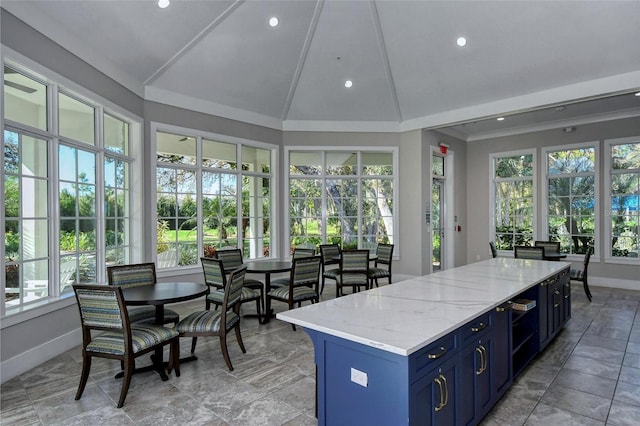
top-left (1, 282), bottom-right (640, 425)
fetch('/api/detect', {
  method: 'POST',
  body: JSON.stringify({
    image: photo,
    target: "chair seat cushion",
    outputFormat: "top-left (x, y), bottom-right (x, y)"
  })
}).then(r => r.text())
top-left (127, 306), bottom-right (179, 325)
top-left (207, 287), bottom-right (261, 304)
top-left (175, 310), bottom-right (240, 334)
top-left (570, 269), bottom-right (584, 280)
top-left (268, 286), bottom-right (317, 302)
top-left (86, 324), bottom-right (178, 355)
top-left (270, 277), bottom-right (290, 288)
top-left (242, 278), bottom-right (264, 289)
top-left (368, 267), bottom-right (390, 279)
top-left (323, 269), bottom-right (340, 279)
top-left (339, 273), bottom-right (369, 285)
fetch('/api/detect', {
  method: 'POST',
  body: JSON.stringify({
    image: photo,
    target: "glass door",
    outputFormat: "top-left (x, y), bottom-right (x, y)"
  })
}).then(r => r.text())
top-left (432, 178), bottom-right (445, 271)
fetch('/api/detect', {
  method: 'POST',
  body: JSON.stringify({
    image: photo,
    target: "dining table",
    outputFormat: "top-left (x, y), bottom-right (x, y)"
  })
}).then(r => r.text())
top-left (119, 281), bottom-right (208, 380)
top-left (243, 260), bottom-right (293, 323)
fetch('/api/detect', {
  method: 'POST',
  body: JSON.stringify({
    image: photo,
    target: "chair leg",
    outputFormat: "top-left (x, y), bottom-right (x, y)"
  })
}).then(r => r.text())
top-left (583, 279), bottom-right (592, 302)
top-left (117, 357), bottom-right (134, 408)
top-left (190, 337), bottom-right (198, 354)
top-left (234, 324), bottom-right (247, 354)
top-left (75, 355), bottom-right (92, 401)
top-left (256, 298), bottom-right (263, 324)
top-left (220, 334), bottom-right (234, 371)
top-left (171, 339), bottom-right (180, 377)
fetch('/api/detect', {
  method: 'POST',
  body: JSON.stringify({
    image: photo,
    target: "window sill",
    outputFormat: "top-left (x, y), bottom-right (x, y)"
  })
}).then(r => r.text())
top-left (604, 256), bottom-right (640, 265)
top-left (1, 293), bottom-right (76, 329)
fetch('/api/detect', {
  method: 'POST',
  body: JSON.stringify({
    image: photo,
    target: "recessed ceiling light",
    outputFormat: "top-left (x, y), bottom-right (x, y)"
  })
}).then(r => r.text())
top-left (456, 37), bottom-right (467, 47)
top-left (555, 106), bottom-right (565, 112)
top-left (269, 17), bottom-right (279, 27)
top-left (157, 0), bottom-right (170, 8)
top-left (345, 80), bottom-right (353, 88)
top-left (635, 92), bottom-right (640, 97)
top-left (496, 117), bottom-right (505, 121)
top-left (563, 126), bottom-right (576, 133)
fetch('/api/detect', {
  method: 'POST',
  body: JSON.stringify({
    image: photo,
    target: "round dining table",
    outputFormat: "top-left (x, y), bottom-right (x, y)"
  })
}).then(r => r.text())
top-left (119, 282), bottom-right (208, 380)
top-left (243, 260), bottom-right (293, 323)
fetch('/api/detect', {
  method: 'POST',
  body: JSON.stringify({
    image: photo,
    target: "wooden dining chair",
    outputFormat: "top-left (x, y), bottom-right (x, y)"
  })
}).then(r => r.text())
top-left (514, 246), bottom-right (544, 260)
top-left (215, 248), bottom-right (264, 294)
top-left (367, 243), bottom-right (394, 288)
top-left (337, 249), bottom-right (370, 297)
top-left (174, 266), bottom-right (248, 371)
top-left (200, 257), bottom-right (262, 330)
top-left (270, 248), bottom-right (317, 290)
top-left (534, 241), bottom-right (561, 258)
top-left (267, 256), bottom-right (321, 330)
top-left (107, 263), bottom-right (179, 326)
top-left (72, 284), bottom-right (180, 408)
top-left (319, 243), bottom-right (341, 294)
top-left (570, 246), bottom-right (593, 302)
top-left (489, 241), bottom-right (498, 258)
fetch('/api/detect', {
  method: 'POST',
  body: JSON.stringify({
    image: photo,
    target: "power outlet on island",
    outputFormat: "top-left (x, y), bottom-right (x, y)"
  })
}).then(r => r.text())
top-left (351, 367), bottom-right (368, 387)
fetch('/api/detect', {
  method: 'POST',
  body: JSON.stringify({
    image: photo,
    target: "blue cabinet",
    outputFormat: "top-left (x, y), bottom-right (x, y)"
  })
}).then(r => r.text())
top-left (304, 266), bottom-right (571, 426)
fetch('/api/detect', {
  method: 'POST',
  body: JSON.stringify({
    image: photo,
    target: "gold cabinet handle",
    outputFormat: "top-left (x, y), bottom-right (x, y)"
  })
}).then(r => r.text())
top-left (440, 374), bottom-right (449, 408)
top-left (434, 377), bottom-right (444, 412)
top-left (475, 347), bottom-right (483, 375)
top-left (428, 346), bottom-right (447, 359)
top-left (471, 322), bottom-right (486, 332)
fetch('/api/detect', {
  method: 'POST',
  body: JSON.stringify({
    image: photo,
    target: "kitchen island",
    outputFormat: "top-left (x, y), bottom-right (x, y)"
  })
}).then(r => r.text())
top-left (277, 257), bottom-right (571, 425)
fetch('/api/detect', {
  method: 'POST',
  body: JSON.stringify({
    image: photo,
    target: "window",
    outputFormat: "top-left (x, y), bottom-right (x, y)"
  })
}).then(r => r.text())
top-left (4, 130), bottom-right (50, 306)
top-left (2, 62), bottom-right (137, 315)
top-left (491, 151), bottom-right (535, 250)
top-left (287, 149), bottom-right (396, 252)
top-left (545, 144), bottom-right (597, 255)
top-left (606, 137), bottom-right (639, 260)
top-left (154, 130), bottom-right (274, 267)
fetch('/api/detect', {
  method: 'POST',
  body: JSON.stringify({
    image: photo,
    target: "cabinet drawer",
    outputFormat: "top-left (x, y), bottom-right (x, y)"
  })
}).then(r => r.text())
top-left (460, 311), bottom-right (492, 344)
top-left (411, 333), bottom-right (458, 378)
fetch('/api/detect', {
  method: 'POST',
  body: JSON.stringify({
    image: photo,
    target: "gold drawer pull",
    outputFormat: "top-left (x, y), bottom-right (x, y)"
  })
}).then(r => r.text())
top-left (428, 346), bottom-right (447, 359)
top-left (471, 322), bottom-right (486, 332)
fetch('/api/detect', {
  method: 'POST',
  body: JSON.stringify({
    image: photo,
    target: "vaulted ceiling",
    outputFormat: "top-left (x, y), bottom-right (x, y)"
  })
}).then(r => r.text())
top-left (2, 0), bottom-right (640, 139)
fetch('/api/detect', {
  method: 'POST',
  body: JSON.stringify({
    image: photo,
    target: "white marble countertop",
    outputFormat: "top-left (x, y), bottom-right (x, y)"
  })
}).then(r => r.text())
top-left (276, 258), bottom-right (570, 356)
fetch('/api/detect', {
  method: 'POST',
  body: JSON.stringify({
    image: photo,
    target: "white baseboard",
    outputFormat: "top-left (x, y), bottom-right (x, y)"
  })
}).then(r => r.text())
top-left (589, 276), bottom-right (640, 291)
top-left (0, 327), bottom-right (82, 384)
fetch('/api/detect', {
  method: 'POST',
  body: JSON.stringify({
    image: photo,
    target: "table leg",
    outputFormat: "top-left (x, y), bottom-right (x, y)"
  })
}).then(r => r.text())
top-left (263, 272), bottom-right (273, 323)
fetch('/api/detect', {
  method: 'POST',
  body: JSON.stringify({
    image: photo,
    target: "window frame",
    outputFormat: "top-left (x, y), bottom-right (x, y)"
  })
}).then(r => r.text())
top-left (542, 141), bottom-right (599, 260)
top-left (151, 122), bottom-right (277, 272)
top-left (285, 146), bottom-right (399, 256)
top-left (489, 149), bottom-right (537, 254)
top-left (2, 51), bottom-right (141, 320)
top-left (604, 136), bottom-right (640, 264)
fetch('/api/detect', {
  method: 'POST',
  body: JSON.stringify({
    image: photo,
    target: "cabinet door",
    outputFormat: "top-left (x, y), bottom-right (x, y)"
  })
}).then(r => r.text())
top-left (538, 279), bottom-right (551, 347)
top-left (492, 306), bottom-right (512, 399)
top-left (459, 337), bottom-right (491, 426)
top-left (410, 357), bottom-right (457, 425)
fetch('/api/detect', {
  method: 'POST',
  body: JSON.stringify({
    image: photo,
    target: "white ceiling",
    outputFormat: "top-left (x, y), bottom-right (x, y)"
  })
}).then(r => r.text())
top-left (2, 0), bottom-right (640, 138)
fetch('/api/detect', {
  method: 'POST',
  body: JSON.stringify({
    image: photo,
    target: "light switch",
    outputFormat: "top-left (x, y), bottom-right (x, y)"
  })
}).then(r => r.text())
top-left (351, 367), bottom-right (368, 387)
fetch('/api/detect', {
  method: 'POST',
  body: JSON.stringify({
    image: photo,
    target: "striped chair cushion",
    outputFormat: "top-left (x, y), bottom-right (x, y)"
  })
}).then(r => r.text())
top-left (202, 261), bottom-right (225, 289)
top-left (323, 269), bottom-right (340, 279)
top-left (269, 277), bottom-right (290, 288)
top-left (76, 288), bottom-right (123, 329)
top-left (368, 267), bottom-right (390, 279)
top-left (109, 266), bottom-right (155, 288)
top-left (86, 324), bottom-right (178, 355)
top-left (176, 310), bottom-right (240, 334)
top-left (206, 287), bottom-right (260, 305)
top-left (376, 245), bottom-right (393, 263)
top-left (268, 286), bottom-right (317, 302)
top-left (293, 259), bottom-right (320, 286)
top-left (340, 273), bottom-right (368, 285)
top-left (127, 306), bottom-right (179, 325)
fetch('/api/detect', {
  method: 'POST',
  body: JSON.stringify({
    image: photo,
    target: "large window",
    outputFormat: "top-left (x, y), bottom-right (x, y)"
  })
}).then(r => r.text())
top-left (2, 62), bottom-right (136, 315)
top-left (155, 130), bottom-right (273, 268)
top-left (287, 149), bottom-right (396, 252)
top-left (545, 144), bottom-right (597, 255)
top-left (491, 151), bottom-right (535, 250)
top-left (606, 137), bottom-right (639, 260)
